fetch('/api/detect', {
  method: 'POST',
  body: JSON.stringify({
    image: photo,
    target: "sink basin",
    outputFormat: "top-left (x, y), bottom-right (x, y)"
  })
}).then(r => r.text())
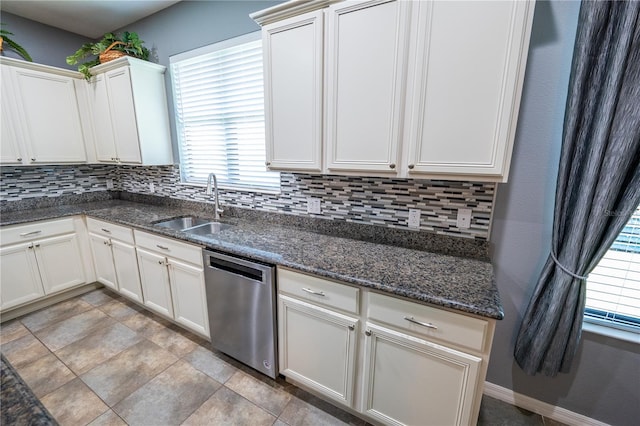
top-left (184, 222), bottom-right (233, 236)
top-left (154, 216), bottom-right (210, 231)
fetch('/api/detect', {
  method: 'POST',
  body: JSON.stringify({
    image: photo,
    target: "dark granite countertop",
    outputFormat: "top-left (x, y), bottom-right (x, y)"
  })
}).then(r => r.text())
top-left (0, 199), bottom-right (503, 320)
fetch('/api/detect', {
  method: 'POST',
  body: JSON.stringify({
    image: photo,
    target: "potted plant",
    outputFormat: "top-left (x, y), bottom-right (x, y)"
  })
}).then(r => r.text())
top-left (67, 31), bottom-right (150, 80)
top-left (0, 24), bottom-right (33, 61)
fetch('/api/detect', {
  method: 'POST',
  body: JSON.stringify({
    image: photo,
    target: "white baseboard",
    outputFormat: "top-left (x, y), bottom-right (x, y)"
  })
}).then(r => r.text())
top-left (483, 382), bottom-right (610, 426)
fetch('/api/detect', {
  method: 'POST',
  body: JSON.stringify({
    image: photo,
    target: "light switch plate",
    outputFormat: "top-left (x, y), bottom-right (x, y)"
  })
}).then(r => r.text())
top-left (408, 209), bottom-right (421, 229)
top-left (457, 208), bottom-right (472, 229)
top-left (307, 198), bottom-right (321, 214)
top-left (106, 179), bottom-right (114, 190)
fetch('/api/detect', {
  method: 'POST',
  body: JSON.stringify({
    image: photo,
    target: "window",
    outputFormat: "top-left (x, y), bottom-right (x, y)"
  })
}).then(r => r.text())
top-left (585, 205), bottom-right (640, 333)
top-left (170, 32), bottom-right (280, 191)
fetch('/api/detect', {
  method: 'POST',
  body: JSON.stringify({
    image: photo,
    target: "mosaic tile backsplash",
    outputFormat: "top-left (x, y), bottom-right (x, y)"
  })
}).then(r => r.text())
top-left (1, 165), bottom-right (496, 240)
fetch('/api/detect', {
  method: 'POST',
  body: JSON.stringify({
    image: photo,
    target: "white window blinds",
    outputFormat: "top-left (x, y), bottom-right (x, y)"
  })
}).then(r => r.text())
top-left (585, 205), bottom-right (640, 332)
top-left (171, 32), bottom-right (280, 191)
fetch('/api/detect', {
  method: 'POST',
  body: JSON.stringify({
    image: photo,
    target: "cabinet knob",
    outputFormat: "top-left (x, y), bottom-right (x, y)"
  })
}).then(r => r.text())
top-left (158, 260), bottom-right (164, 265)
top-left (389, 163), bottom-right (396, 169)
top-left (265, 161), bottom-right (271, 166)
top-left (31, 158), bottom-right (36, 162)
top-left (16, 157), bottom-right (22, 162)
top-left (348, 325), bottom-right (355, 331)
top-left (34, 244), bottom-right (40, 248)
top-left (408, 164), bottom-right (415, 170)
top-left (365, 330), bottom-right (372, 336)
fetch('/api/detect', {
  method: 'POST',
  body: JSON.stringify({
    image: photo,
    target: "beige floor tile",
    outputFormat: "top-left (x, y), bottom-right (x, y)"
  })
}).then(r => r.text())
top-left (182, 387), bottom-right (276, 426)
top-left (121, 311), bottom-right (171, 338)
top-left (114, 359), bottom-right (221, 425)
top-left (80, 288), bottom-right (121, 307)
top-left (34, 309), bottom-right (115, 352)
top-left (183, 346), bottom-right (237, 384)
top-left (41, 378), bottom-right (109, 425)
top-left (14, 352), bottom-right (75, 398)
top-left (81, 339), bottom-right (178, 406)
top-left (148, 325), bottom-right (199, 357)
top-left (87, 409), bottom-right (128, 426)
top-left (226, 370), bottom-right (292, 416)
top-left (0, 333), bottom-right (50, 369)
top-left (55, 322), bottom-right (143, 375)
top-left (20, 297), bottom-right (94, 332)
top-left (0, 320), bottom-right (30, 345)
top-left (279, 396), bottom-right (349, 426)
top-left (98, 298), bottom-right (141, 321)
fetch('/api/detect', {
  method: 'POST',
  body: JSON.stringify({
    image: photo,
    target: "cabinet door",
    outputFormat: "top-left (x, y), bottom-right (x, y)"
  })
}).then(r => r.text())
top-left (11, 67), bottom-right (86, 163)
top-left (168, 258), bottom-right (209, 338)
top-left (136, 248), bottom-right (173, 319)
top-left (325, 0), bottom-right (410, 173)
top-left (362, 323), bottom-right (481, 426)
top-left (0, 65), bottom-right (24, 164)
top-left (35, 234), bottom-right (87, 294)
top-left (0, 243), bottom-right (45, 311)
top-left (278, 295), bottom-right (358, 406)
top-left (263, 10), bottom-right (324, 172)
top-left (405, 0), bottom-right (534, 179)
top-left (88, 233), bottom-right (118, 290)
top-left (86, 74), bottom-right (118, 162)
top-left (105, 67), bottom-right (142, 163)
top-left (112, 239), bottom-right (143, 303)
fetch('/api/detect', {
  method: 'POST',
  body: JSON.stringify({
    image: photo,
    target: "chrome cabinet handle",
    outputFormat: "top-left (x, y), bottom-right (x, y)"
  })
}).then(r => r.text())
top-left (302, 288), bottom-right (325, 296)
top-left (156, 245), bottom-right (169, 250)
top-left (404, 316), bottom-right (438, 330)
top-left (20, 230), bottom-right (42, 237)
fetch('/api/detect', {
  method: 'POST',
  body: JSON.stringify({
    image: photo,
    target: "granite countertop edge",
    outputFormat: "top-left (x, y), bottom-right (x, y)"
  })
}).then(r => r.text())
top-left (1, 200), bottom-right (504, 320)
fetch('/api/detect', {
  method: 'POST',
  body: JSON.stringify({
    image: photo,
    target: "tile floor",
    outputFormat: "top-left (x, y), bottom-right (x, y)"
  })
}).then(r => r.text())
top-left (1, 288), bottom-right (565, 426)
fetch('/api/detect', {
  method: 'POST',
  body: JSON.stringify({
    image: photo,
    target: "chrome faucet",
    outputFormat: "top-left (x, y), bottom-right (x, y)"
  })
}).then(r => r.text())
top-left (206, 173), bottom-right (224, 220)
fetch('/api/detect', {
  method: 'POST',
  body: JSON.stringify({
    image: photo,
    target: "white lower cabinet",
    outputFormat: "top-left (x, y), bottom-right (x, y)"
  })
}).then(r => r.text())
top-left (362, 323), bottom-right (481, 426)
top-left (277, 267), bottom-right (494, 426)
top-left (278, 295), bottom-right (358, 405)
top-left (87, 218), bottom-right (143, 302)
top-left (134, 230), bottom-right (209, 338)
top-left (0, 218), bottom-right (89, 312)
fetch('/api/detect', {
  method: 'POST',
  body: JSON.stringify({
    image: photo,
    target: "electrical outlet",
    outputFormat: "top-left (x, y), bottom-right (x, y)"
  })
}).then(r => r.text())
top-left (408, 209), bottom-right (421, 229)
top-left (149, 182), bottom-right (155, 193)
top-left (106, 179), bottom-right (114, 190)
top-left (307, 198), bottom-right (321, 214)
top-left (457, 208), bottom-right (472, 229)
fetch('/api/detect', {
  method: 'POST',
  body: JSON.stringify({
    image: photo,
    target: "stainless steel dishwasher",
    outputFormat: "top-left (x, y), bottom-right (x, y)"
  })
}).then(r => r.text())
top-left (203, 249), bottom-right (278, 378)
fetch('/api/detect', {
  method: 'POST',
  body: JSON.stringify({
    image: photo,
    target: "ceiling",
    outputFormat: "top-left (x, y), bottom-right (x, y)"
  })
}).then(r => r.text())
top-left (1, 0), bottom-right (182, 39)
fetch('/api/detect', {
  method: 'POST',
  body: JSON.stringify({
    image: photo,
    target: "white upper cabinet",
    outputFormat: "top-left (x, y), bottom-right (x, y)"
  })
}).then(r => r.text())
top-left (263, 10), bottom-right (324, 171)
top-left (325, 0), bottom-right (410, 174)
top-left (404, 0), bottom-right (534, 181)
top-left (0, 59), bottom-right (87, 165)
top-left (0, 65), bottom-right (24, 165)
top-left (85, 57), bottom-right (173, 165)
top-left (253, 0), bottom-right (534, 182)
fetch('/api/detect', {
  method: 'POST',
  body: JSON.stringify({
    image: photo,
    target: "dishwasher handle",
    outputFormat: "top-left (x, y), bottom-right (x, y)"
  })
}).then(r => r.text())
top-left (204, 250), bottom-right (273, 283)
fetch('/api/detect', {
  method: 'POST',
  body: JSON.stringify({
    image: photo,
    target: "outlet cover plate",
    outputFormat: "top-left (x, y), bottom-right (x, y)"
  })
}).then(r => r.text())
top-left (408, 209), bottom-right (421, 229)
top-left (149, 182), bottom-right (155, 193)
top-left (106, 179), bottom-right (114, 190)
top-left (307, 199), bottom-right (321, 214)
top-left (457, 208), bottom-right (472, 229)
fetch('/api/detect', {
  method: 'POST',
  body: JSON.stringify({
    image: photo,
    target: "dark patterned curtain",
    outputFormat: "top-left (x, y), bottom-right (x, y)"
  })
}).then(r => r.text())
top-left (514, 0), bottom-right (640, 376)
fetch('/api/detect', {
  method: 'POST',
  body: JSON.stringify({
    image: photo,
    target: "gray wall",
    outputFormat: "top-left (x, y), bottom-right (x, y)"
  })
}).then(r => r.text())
top-left (488, 1), bottom-right (640, 425)
top-left (0, 11), bottom-right (90, 69)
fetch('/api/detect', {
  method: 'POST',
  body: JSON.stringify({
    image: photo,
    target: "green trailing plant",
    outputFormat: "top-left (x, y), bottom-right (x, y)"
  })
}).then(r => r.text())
top-left (0, 24), bottom-right (33, 61)
top-left (67, 31), bottom-right (150, 80)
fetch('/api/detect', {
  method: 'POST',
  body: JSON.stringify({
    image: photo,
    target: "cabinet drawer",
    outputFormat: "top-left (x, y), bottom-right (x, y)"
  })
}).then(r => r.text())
top-left (87, 217), bottom-right (134, 244)
top-left (134, 230), bottom-right (202, 266)
top-left (278, 268), bottom-right (359, 315)
top-left (1, 218), bottom-right (75, 246)
top-left (368, 292), bottom-right (488, 352)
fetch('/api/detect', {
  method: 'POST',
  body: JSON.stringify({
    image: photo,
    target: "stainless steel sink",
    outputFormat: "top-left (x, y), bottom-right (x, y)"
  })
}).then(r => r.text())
top-left (154, 216), bottom-right (232, 235)
top-left (184, 222), bottom-right (232, 236)
top-left (154, 216), bottom-right (210, 231)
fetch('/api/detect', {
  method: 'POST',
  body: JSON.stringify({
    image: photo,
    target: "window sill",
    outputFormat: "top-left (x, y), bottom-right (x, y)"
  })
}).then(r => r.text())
top-left (178, 181), bottom-right (282, 196)
top-left (582, 321), bottom-right (640, 344)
